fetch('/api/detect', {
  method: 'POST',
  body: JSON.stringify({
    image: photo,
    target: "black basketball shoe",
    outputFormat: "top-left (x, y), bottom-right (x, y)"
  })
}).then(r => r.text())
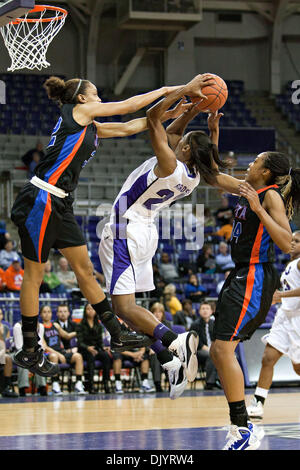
top-left (110, 323), bottom-right (155, 352)
top-left (13, 348), bottom-right (59, 377)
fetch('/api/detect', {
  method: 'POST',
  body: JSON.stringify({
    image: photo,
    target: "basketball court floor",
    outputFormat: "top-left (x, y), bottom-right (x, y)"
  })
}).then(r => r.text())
top-left (0, 388), bottom-right (299, 450)
top-left (0, 0), bottom-right (299, 455)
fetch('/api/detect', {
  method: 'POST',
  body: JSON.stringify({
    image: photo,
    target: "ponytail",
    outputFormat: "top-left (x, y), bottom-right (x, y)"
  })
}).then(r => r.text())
top-left (43, 76), bottom-right (89, 106)
top-left (263, 151), bottom-right (300, 219)
top-left (188, 131), bottom-right (227, 183)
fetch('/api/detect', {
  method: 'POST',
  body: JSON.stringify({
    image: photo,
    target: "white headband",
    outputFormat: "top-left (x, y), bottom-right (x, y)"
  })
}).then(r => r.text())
top-left (72, 79), bottom-right (83, 101)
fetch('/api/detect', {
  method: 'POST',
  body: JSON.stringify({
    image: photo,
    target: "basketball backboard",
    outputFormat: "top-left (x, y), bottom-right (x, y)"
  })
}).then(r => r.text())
top-left (0, 0), bottom-right (35, 27)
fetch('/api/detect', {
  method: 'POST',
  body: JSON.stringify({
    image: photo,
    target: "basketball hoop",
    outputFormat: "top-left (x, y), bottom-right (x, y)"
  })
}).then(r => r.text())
top-left (0, 4), bottom-right (68, 71)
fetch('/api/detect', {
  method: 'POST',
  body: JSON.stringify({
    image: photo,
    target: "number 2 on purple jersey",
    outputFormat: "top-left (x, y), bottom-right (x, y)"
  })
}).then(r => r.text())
top-left (143, 189), bottom-right (174, 210)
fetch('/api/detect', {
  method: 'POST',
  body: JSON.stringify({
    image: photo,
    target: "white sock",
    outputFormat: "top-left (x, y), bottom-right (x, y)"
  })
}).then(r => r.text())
top-left (255, 386), bottom-right (269, 399)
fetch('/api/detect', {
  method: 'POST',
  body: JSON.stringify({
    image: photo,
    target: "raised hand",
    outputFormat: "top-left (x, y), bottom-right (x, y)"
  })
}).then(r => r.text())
top-left (185, 73), bottom-right (215, 99)
top-left (207, 110), bottom-right (224, 132)
top-left (167, 98), bottom-right (194, 119)
top-left (239, 182), bottom-right (262, 212)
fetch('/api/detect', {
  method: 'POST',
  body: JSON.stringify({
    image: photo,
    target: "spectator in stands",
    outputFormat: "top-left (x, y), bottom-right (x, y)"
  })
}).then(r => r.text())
top-left (163, 284), bottom-right (182, 316)
top-left (0, 221), bottom-right (11, 250)
top-left (56, 304), bottom-right (78, 351)
top-left (0, 309), bottom-right (18, 397)
top-left (204, 208), bottom-right (215, 228)
top-left (0, 308), bottom-right (10, 342)
top-left (173, 299), bottom-right (196, 330)
top-left (0, 353), bottom-right (18, 397)
top-left (100, 340), bottom-right (126, 395)
top-left (40, 305), bottom-right (87, 395)
top-left (4, 258), bottom-right (24, 292)
top-left (77, 303), bottom-right (112, 394)
top-left (152, 263), bottom-right (166, 300)
top-left (101, 320), bottom-right (148, 395)
top-left (197, 244), bottom-right (216, 273)
top-left (215, 242), bottom-right (235, 273)
top-left (190, 302), bottom-right (220, 390)
top-left (214, 195), bottom-right (234, 227)
top-left (21, 140), bottom-right (44, 168)
top-left (13, 320), bottom-right (47, 396)
top-left (186, 206), bottom-right (203, 241)
top-left (0, 240), bottom-right (21, 270)
top-left (184, 273), bottom-right (207, 303)
top-left (122, 347), bottom-right (155, 393)
top-left (0, 338), bottom-right (5, 385)
top-left (57, 257), bottom-right (78, 292)
top-left (150, 302), bottom-right (169, 322)
top-left (211, 216), bottom-right (234, 242)
top-left (0, 266), bottom-right (6, 292)
top-left (159, 252), bottom-right (179, 282)
top-left (28, 151), bottom-right (41, 179)
top-left (43, 260), bottom-right (67, 294)
top-left (148, 302), bottom-right (173, 392)
top-left (216, 270), bottom-right (231, 295)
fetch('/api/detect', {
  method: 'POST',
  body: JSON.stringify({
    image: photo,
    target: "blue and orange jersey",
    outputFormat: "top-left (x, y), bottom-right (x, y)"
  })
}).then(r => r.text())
top-left (35, 104), bottom-right (99, 193)
top-left (43, 323), bottom-right (63, 351)
top-left (230, 185), bottom-right (282, 265)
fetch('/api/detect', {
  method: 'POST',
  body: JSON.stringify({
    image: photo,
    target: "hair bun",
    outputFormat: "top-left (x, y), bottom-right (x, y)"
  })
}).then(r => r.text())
top-left (43, 76), bottom-right (66, 101)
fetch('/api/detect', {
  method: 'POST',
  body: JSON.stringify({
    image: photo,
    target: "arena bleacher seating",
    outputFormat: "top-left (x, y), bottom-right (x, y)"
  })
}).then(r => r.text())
top-left (275, 80), bottom-right (300, 132)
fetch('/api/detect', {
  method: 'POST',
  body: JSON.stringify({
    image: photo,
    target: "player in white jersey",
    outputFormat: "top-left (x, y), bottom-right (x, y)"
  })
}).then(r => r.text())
top-left (100, 153), bottom-right (200, 296)
top-left (247, 231), bottom-right (300, 418)
top-left (99, 74), bottom-right (227, 397)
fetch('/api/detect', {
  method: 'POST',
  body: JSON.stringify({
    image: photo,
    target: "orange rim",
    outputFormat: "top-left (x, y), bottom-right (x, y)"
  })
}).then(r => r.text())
top-left (11, 4), bottom-right (68, 24)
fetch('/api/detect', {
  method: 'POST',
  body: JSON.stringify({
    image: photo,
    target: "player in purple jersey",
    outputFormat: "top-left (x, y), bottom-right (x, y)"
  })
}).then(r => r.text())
top-left (99, 78), bottom-right (229, 391)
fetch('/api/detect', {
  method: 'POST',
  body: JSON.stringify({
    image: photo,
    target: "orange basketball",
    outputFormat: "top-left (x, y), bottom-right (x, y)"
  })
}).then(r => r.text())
top-left (191, 74), bottom-right (228, 112)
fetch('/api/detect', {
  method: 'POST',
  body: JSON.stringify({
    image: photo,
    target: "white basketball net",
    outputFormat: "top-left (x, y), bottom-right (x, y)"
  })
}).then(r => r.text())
top-left (0, 7), bottom-right (67, 71)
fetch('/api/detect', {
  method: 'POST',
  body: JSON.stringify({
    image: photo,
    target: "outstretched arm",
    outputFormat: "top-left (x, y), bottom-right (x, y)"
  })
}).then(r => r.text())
top-left (146, 74), bottom-right (215, 177)
top-left (75, 86), bottom-right (184, 123)
top-left (204, 111), bottom-right (244, 194)
top-left (273, 286), bottom-right (300, 303)
top-left (94, 99), bottom-right (193, 138)
top-left (166, 102), bottom-right (200, 150)
top-left (213, 173), bottom-right (244, 194)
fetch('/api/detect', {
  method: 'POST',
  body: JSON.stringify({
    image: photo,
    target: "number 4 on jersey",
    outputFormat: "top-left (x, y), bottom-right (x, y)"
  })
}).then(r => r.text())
top-left (230, 220), bottom-right (242, 243)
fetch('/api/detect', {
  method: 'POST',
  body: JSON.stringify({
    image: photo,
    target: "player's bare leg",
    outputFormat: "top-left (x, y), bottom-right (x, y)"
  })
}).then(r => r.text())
top-left (111, 293), bottom-right (199, 382)
top-left (13, 258), bottom-right (59, 377)
top-left (111, 293), bottom-right (160, 336)
top-left (257, 344), bottom-right (283, 390)
top-left (60, 245), bottom-right (151, 350)
top-left (248, 345), bottom-right (298, 418)
top-left (210, 339), bottom-right (244, 403)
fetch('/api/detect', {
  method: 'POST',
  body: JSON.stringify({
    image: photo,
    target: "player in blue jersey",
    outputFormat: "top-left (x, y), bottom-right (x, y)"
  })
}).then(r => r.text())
top-left (206, 116), bottom-right (300, 448)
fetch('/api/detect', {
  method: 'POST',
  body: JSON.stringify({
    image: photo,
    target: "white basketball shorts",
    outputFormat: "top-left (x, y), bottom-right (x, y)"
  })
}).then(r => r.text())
top-left (262, 307), bottom-right (300, 364)
top-left (99, 221), bottom-right (158, 295)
